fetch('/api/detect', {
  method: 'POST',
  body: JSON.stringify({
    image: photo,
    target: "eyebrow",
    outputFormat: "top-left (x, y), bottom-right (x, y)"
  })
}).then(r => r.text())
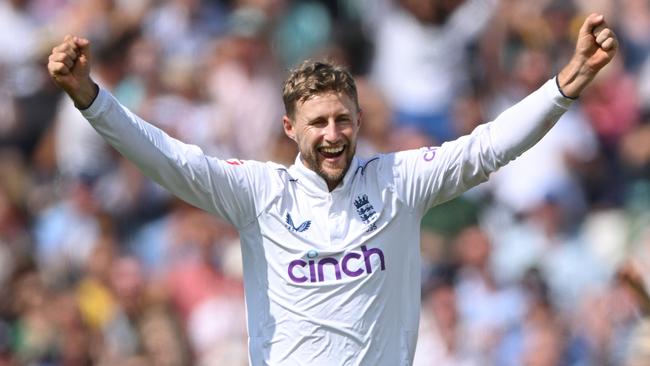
top-left (306, 112), bottom-right (353, 123)
top-left (307, 116), bottom-right (327, 125)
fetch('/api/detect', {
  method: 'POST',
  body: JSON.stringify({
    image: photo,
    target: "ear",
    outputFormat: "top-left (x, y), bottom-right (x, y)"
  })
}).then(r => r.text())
top-left (282, 115), bottom-right (296, 142)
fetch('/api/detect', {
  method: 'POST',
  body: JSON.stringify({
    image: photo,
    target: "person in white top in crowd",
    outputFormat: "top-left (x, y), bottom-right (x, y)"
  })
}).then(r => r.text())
top-left (47, 13), bottom-right (617, 365)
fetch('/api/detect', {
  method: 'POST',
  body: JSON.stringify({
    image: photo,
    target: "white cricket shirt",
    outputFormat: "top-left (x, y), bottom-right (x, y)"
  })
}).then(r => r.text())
top-left (80, 78), bottom-right (573, 365)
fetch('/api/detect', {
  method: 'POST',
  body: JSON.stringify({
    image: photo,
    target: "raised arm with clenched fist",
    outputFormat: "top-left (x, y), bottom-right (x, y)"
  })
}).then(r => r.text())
top-left (43, 13), bottom-right (619, 365)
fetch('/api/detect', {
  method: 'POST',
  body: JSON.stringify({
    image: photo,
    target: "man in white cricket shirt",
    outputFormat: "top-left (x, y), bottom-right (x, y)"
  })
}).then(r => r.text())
top-left (47, 13), bottom-right (617, 365)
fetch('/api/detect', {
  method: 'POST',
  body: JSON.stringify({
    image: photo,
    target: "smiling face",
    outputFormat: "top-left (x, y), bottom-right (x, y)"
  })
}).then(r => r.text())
top-left (283, 92), bottom-right (361, 190)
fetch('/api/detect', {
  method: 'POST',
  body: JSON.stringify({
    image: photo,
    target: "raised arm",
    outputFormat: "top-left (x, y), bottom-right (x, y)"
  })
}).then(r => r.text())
top-left (392, 14), bottom-right (618, 212)
top-left (47, 36), bottom-right (277, 229)
top-left (486, 14), bottom-right (617, 164)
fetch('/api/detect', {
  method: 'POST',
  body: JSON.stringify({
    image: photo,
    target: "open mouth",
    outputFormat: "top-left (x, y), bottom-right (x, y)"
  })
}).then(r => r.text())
top-left (318, 145), bottom-right (345, 159)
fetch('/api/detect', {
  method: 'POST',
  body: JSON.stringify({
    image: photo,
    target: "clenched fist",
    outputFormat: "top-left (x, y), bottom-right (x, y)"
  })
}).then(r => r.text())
top-left (557, 13), bottom-right (619, 98)
top-left (47, 35), bottom-right (98, 109)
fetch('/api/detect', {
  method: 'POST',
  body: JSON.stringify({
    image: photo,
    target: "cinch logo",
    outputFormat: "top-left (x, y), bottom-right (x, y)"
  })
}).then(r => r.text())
top-left (287, 245), bottom-right (386, 283)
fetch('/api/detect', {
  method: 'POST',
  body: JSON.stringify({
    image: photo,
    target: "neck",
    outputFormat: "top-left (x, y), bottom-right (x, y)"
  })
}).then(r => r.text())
top-left (326, 179), bottom-right (341, 192)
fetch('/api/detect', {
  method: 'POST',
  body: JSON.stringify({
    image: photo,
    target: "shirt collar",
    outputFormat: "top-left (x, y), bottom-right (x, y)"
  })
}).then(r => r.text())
top-left (289, 154), bottom-right (359, 194)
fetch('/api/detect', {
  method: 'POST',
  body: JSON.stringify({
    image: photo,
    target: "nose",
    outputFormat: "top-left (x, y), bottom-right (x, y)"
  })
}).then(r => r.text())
top-left (323, 120), bottom-right (342, 142)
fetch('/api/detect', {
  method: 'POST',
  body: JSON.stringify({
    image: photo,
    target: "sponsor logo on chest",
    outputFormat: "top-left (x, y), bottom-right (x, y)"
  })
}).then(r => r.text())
top-left (287, 245), bottom-right (386, 283)
top-left (285, 213), bottom-right (311, 233)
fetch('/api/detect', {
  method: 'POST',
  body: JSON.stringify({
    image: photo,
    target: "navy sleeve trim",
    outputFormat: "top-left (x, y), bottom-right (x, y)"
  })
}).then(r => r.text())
top-left (555, 76), bottom-right (579, 100)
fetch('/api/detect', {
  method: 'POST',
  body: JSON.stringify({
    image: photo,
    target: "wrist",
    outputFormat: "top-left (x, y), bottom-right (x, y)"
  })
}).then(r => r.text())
top-left (556, 56), bottom-right (596, 99)
top-left (71, 80), bottom-right (99, 110)
top-left (555, 75), bottom-right (578, 100)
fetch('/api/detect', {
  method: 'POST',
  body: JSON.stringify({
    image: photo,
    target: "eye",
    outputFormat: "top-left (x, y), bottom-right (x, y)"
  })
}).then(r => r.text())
top-left (308, 117), bottom-right (327, 127)
top-left (336, 115), bottom-right (352, 124)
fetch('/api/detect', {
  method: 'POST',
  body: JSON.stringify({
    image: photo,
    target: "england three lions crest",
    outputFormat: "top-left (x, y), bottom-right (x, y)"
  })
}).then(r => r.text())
top-left (354, 194), bottom-right (377, 232)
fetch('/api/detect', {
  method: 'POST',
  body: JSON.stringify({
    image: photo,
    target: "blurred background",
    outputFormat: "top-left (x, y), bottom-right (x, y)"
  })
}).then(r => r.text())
top-left (1, 0), bottom-right (650, 364)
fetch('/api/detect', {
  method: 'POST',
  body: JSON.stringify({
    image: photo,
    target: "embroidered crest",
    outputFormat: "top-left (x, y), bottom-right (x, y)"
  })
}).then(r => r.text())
top-left (354, 194), bottom-right (377, 232)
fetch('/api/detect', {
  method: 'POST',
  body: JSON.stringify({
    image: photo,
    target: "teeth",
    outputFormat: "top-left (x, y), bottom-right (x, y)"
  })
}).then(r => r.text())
top-left (320, 146), bottom-right (344, 154)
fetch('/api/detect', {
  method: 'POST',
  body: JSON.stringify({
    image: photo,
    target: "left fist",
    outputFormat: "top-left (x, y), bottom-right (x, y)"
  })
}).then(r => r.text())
top-left (575, 13), bottom-right (618, 74)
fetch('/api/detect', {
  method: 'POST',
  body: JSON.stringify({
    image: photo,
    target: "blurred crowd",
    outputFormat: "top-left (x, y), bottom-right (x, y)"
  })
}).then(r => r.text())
top-left (1, 0), bottom-right (650, 365)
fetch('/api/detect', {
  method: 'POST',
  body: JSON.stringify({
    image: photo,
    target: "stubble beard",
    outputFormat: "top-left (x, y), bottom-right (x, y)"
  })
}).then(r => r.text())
top-left (301, 145), bottom-right (355, 188)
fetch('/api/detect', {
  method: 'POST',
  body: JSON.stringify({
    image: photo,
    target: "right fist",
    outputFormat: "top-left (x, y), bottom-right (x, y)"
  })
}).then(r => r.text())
top-left (48, 35), bottom-right (97, 108)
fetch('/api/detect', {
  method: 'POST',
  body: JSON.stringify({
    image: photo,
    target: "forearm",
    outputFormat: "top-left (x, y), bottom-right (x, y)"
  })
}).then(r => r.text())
top-left (406, 78), bottom-right (575, 210)
top-left (69, 78), bottom-right (99, 109)
top-left (487, 78), bottom-right (575, 165)
top-left (556, 56), bottom-right (597, 99)
top-left (79, 88), bottom-right (215, 209)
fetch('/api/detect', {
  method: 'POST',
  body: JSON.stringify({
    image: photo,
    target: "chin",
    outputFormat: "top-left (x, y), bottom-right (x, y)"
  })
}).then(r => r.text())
top-left (317, 166), bottom-right (343, 183)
